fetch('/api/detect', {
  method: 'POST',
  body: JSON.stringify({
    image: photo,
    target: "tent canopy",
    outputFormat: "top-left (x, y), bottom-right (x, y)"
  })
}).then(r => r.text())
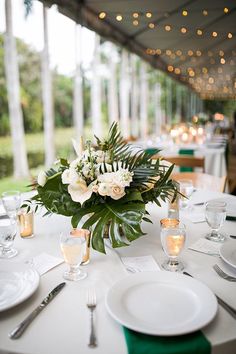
top-left (41, 0), bottom-right (236, 100)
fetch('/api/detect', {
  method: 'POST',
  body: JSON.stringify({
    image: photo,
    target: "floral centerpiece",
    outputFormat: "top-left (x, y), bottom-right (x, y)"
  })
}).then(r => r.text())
top-left (29, 123), bottom-right (178, 253)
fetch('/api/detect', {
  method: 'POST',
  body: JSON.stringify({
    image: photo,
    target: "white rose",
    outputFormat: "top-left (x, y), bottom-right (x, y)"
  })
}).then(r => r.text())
top-left (97, 183), bottom-right (111, 196)
top-left (37, 171), bottom-right (47, 187)
top-left (110, 185), bottom-right (126, 200)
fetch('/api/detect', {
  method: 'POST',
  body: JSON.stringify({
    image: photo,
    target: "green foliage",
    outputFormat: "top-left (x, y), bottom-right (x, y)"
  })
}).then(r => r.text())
top-left (30, 123), bottom-right (178, 253)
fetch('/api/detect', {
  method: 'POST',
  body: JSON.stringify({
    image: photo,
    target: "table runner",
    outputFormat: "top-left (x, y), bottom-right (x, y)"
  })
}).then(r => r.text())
top-left (123, 327), bottom-right (211, 354)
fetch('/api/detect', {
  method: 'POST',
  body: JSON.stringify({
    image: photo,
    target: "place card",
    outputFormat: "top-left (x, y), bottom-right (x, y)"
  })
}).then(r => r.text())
top-left (121, 255), bottom-right (160, 272)
top-left (26, 252), bottom-right (64, 275)
top-left (188, 238), bottom-right (222, 256)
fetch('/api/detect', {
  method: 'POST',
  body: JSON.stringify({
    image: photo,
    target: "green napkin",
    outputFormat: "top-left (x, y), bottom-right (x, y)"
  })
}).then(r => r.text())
top-left (123, 327), bottom-right (211, 354)
top-left (226, 215), bottom-right (236, 221)
top-left (179, 149), bottom-right (194, 172)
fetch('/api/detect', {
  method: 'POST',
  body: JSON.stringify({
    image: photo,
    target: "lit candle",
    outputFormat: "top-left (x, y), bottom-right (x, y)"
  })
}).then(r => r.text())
top-left (166, 234), bottom-right (185, 256)
top-left (70, 228), bottom-right (90, 265)
top-left (18, 210), bottom-right (34, 238)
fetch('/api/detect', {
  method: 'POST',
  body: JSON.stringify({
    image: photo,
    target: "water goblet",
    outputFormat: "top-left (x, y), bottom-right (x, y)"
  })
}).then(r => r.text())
top-left (179, 180), bottom-right (194, 210)
top-left (0, 218), bottom-right (18, 258)
top-left (160, 220), bottom-right (186, 272)
top-left (60, 232), bottom-right (87, 281)
top-left (2, 190), bottom-right (21, 220)
top-left (205, 201), bottom-right (226, 242)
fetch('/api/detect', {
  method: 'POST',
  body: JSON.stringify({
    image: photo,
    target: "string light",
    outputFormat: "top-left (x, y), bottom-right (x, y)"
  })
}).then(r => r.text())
top-left (156, 49), bottom-right (162, 55)
top-left (209, 77), bottom-right (214, 84)
top-left (219, 50), bottom-right (224, 56)
top-left (176, 50), bottom-right (182, 56)
top-left (166, 49), bottom-right (172, 56)
top-left (99, 12), bottom-right (106, 19)
top-left (133, 12), bottom-right (139, 18)
top-left (212, 31), bottom-right (218, 37)
top-left (197, 29), bottom-right (203, 36)
top-left (165, 25), bottom-right (171, 31)
top-left (146, 12), bottom-right (152, 18)
top-left (224, 7), bottom-right (229, 13)
top-left (188, 50), bottom-right (193, 56)
top-left (220, 58), bottom-right (226, 64)
top-left (202, 10), bottom-right (208, 16)
top-left (116, 14), bottom-right (123, 21)
top-left (174, 68), bottom-right (181, 74)
top-left (196, 50), bottom-right (202, 56)
top-left (228, 32), bottom-right (233, 39)
top-left (148, 23), bottom-right (155, 29)
top-left (182, 10), bottom-right (188, 16)
top-left (133, 20), bottom-right (139, 26)
top-left (181, 27), bottom-right (187, 34)
top-left (167, 65), bottom-right (174, 72)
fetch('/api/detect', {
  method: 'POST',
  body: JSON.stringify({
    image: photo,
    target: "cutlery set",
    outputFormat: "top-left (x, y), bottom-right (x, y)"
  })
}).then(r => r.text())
top-left (9, 284), bottom-right (98, 347)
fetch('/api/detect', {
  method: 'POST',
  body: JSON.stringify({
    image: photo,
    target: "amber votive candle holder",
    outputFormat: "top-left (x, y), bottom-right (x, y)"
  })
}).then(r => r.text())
top-left (70, 228), bottom-right (90, 265)
top-left (18, 209), bottom-right (34, 238)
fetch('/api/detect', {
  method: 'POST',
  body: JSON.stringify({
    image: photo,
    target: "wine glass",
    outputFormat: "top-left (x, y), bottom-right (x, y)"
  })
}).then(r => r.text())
top-left (205, 201), bottom-right (226, 242)
top-left (60, 232), bottom-right (87, 281)
top-left (0, 218), bottom-right (18, 258)
top-left (2, 190), bottom-right (21, 220)
top-left (160, 220), bottom-right (186, 272)
top-left (179, 180), bottom-right (194, 210)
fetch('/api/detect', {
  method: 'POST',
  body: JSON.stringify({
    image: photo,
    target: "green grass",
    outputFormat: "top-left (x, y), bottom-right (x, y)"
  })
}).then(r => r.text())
top-left (0, 126), bottom-right (91, 194)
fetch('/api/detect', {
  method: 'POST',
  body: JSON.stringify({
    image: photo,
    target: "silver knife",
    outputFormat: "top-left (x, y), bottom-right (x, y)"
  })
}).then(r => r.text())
top-left (183, 271), bottom-right (236, 319)
top-left (9, 282), bottom-right (66, 339)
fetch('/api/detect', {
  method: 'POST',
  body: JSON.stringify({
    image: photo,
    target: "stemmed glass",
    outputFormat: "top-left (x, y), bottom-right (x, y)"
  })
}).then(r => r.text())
top-left (160, 219), bottom-right (186, 272)
top-left (2, 191), bottom-right (21, 221)
top-left (0, 218), bottom-right (18, 258)
top-left (205, 201), bottom-right (226, 242)
top-left (179, 180), bottom-right (194, 210)
top-left (60, 232), bottom-right (87, 281)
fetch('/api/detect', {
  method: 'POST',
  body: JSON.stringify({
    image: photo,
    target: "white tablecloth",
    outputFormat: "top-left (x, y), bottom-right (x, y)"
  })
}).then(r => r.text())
top-left (1, 190), bottom-right (236, 354)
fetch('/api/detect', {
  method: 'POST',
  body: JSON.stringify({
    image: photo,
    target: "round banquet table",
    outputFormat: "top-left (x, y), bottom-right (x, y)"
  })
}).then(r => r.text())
top-left (0, 189), bottom-right (236, 354)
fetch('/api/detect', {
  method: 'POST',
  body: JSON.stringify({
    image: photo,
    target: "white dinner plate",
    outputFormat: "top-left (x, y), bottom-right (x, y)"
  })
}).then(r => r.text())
top-left (220, 241), bottom-right (236, 269)
top-left (0, 262), bottom-right (40, 312)
top-left (106, 271), bottom-right (217, 336)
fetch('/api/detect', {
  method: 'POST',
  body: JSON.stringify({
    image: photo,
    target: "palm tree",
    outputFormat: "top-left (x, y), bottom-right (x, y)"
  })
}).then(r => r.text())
top-left (4, 0), bottom-right (29, 178)
top-left (41, 4), bottom-right (55, 167)
top-left (73, 24), bottom-right (84, 140)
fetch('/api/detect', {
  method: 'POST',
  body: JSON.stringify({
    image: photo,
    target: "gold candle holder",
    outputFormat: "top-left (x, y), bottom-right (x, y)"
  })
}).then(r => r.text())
top-left (18, 209), bottom-right (34, 238)
top-left (70, 228), bottom-right (90, 265)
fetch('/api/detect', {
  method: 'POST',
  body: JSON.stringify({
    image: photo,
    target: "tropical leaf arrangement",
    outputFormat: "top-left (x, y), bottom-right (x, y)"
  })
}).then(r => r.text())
top-left (29, 123), bottom-right (178, 253)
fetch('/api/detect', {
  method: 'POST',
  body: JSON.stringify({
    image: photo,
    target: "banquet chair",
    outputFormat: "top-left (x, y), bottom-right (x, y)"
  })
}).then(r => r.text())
top-left (162, 155), bottom-right (205, 172)
top-left (171, 172), bottom-right (227, 193)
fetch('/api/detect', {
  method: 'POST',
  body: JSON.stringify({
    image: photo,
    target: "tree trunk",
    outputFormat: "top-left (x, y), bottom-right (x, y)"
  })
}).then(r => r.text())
top-left (4, 0), bottom-right (29, 178)
top-left (41, 4), bottom-right (55, 167)
top-left (73, 24), bottom-right (84, 140)
top-left (140, 61), bottom-right (148, 140)
top-left (130, 54), bottom-right (139, 138)
top-left (91, 33), bottom-right (102, 137)
top-left (119, 49), bottom-right (130, 138)
top-left (108, 43), bottom-right (119, 126)
top-left (154, 82), bottom-right (162, 136)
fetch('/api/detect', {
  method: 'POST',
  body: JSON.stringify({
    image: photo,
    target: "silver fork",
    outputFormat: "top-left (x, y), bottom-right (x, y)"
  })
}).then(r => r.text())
top-left (213, 264), bottom-right (236, 282)
top-left (87, 290), bottom-right (97, 348)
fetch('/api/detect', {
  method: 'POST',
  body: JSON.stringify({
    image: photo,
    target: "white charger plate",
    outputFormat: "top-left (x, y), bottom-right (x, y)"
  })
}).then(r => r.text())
top-left (0, 262), bottom-right (40, 311)
top-left (106, 271), bottom-right (217, 336)
top-left (220, 241), bottom-right (236, 269)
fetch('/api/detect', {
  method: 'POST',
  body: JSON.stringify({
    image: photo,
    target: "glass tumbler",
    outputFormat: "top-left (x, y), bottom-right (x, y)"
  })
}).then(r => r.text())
top-left (60, 232), bottom-right (87, 281)
top-left (179, 180), bottom-right (194, 210)
top-left (0, 218), bottom-right (18, 258)
top-left (160, 220), bottom-right (186, 272)
top-left (2, 190), bottom-right (21, 221)
top-left (205, 201), bottom-right (226, 242)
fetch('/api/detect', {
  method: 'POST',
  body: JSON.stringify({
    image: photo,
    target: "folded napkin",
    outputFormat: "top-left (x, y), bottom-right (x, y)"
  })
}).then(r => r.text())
top-left (123, 327), bottom-right (211, 354)
top-left (179, 149), bottom-right (194, 172)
